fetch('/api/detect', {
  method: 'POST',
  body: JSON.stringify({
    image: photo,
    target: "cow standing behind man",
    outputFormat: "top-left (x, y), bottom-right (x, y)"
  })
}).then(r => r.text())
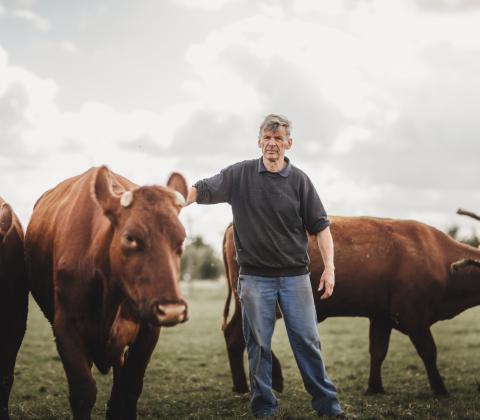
top-left (0, 198), bottom-right (28, 420)
top-left (25, 167), bottom-right (188, 420)
top-left (222, 216), bottom-right (480, 396)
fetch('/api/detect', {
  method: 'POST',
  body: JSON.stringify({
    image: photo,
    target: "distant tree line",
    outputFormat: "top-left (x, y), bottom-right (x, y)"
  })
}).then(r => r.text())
top-left (180, 236), bottom-right (224, 280)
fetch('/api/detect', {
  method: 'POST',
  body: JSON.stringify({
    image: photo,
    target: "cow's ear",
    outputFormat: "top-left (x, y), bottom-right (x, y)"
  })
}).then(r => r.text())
top-left (93, 166), bottom-right (121, 224)
top-left (167, 172), bottom-right (188, 212)
top-left (167, 172), bottom-right (188, 200)
top-left (0, 202), bottom-right (13, 241)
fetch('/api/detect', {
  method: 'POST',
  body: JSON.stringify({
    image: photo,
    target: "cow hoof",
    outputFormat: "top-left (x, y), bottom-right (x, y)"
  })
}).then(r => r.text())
top-left (365, 386), bottom-right (385, 395)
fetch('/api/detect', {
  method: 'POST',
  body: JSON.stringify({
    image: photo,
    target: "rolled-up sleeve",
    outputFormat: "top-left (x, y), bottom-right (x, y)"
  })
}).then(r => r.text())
top-left (193, 166), bottom-right (234, 204)
top-left (301, 176), bottom-right (330, 235)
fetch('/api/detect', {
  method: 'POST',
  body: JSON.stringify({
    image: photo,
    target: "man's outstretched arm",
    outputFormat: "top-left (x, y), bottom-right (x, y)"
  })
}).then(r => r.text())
top-left (189, 165), bottom-right (234, 206)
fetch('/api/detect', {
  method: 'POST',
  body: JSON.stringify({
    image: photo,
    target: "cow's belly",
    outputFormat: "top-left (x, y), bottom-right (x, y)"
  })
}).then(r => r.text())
top-left (316, 297), bottom-right (389, 320)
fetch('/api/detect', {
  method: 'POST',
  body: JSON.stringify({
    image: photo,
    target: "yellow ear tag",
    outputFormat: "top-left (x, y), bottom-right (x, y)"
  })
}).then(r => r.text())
top-left (120, 191), bottom-right (133, 208)
top-left (173, 191), bottom-right (186, 207)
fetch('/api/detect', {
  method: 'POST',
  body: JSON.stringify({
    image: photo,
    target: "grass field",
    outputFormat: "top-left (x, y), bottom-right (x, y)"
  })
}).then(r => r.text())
top-left (9, 280), bottom-right (480, 419)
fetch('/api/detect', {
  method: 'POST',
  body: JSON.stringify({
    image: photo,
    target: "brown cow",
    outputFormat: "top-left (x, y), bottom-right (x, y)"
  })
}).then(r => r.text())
top-left (222, 216), bottom-right (480, 396)
top-left (25, 167), bottom-right (189, 420)
top-left (0, 198), bottom-right (28, 420)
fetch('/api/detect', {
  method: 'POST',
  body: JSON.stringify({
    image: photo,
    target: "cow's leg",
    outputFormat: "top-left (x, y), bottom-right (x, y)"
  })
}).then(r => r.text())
top-left (224, 306), bottom-right (249, 393)
top-left (271, 350), bottom-right (284, 393)
top-left (366, 318), bottom-right (392, 394)
top-left (0, 279), bottom-right (28, 420)
top-left (106, 325), bottom-right (160, 420)
top-left (0, 373), bottom-right (13, 420)
top-left (54, 319), bottom-right (97, 420)
top-left (0, 321), bottom-right (27, 420)
top-left (408, 327), bottom-right (448, 396)
top-left (225, 302), bottom-right (284, 394)
top-left (272, 305), bottom-right (284, 393)
top-left (0, 372), bottom-right (12, 420)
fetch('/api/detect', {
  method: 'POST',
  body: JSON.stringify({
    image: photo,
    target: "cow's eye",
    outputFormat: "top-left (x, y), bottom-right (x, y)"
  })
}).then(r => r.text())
top-left (123, 233), bottom-right (141, 250)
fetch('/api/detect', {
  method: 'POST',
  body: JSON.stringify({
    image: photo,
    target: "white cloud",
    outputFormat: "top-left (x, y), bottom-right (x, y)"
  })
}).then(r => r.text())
top-left (182, 7), bottom-right (432, 125)
top-left (415, 0), bottom-right (480, 12)
top-left (0, 44), bottom-right (198, 229)
top-left (169, 0), bottom-right (240, 11)
top-left (331, 126), bottom-right (372, 154)
top-left (59, 40), bottom-right (78, 53)
top-left (10, 8), bottom-right (50, 31)
top-left (292, 0), bottom-right (347, 15)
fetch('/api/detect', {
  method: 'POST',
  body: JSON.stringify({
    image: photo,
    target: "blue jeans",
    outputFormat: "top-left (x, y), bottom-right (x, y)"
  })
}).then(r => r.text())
top-left (238, 274), bottom-right (342, 417)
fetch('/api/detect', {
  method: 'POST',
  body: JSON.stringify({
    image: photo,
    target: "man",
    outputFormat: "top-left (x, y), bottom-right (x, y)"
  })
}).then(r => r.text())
top-left (186, 114), bottom-right (343, 418)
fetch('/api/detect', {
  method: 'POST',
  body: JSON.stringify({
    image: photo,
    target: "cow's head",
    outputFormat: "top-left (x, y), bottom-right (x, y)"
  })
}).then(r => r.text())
top-left (0, 202), bottom-right (13, 244)
top-left (93, 166), bottom-right (188, 327)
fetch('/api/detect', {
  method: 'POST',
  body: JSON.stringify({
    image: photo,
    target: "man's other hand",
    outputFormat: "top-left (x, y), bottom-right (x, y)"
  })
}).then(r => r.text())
top-left (318, 268), bottom-right (335, 299)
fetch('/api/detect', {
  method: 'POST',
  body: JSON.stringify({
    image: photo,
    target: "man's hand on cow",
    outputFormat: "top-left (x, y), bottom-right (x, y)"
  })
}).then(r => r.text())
top-left (318, 267), bottom-right (335, 299)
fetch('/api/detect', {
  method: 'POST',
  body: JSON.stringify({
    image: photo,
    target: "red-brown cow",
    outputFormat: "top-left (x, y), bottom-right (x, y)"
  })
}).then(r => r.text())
top-left (222, 216), bottom-right (480, 396)
top-left (0, 198), bottom-right (28, 420)
top-left (25, 167), bottom-right (188, 420)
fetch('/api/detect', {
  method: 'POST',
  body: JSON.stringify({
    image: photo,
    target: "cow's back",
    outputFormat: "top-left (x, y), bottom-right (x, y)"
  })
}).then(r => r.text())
top-left (25, 168), bottom-right (136, 322)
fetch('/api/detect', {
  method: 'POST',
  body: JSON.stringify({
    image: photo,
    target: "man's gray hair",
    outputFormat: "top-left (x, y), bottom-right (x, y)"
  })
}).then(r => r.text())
top-left (259, 114), bottom-right (292, 138)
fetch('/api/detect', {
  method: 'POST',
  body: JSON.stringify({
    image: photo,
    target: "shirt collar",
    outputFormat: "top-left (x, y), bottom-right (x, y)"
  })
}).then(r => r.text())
top-left (258, 156), bottom-right (292, 178)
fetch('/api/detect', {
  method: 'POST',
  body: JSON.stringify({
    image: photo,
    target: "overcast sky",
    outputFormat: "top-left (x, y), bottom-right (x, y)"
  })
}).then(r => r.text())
top-left (1, 0), bottom-right (479, 252)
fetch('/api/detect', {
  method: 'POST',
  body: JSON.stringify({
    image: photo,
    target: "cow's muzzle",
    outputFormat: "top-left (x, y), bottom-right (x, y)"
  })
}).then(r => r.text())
top-left (153, 299), bottom-right (188, 327)
top-left (138, 299), bottom-right (188, 327)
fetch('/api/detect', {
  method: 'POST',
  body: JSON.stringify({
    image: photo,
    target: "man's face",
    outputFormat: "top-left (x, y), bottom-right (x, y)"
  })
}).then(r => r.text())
top-left (258, 127), bottom-right (292, 162)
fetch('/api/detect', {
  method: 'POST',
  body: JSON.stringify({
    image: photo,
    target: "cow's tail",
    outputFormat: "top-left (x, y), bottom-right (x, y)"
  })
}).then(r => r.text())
top-left (221, 223), bottom-right (233, 331)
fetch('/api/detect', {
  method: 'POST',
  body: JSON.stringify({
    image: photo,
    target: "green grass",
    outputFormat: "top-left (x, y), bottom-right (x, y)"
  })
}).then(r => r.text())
top-left (10, 281), bottom-right (480, 419)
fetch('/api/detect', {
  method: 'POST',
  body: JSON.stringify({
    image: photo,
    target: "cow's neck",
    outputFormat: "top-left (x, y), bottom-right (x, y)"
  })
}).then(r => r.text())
top-left (91, 223), bottom-right (125, 332)
top-left (88, 223), bottom-right (139, 370)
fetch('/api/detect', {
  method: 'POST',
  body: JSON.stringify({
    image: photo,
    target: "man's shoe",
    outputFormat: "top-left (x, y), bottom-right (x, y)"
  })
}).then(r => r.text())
top-left (254, 410), bottom-right (278, 418)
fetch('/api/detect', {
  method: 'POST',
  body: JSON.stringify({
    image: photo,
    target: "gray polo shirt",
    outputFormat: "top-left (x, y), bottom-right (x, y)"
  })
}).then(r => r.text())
top-left (194, 157), bottom-right (330, 277)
